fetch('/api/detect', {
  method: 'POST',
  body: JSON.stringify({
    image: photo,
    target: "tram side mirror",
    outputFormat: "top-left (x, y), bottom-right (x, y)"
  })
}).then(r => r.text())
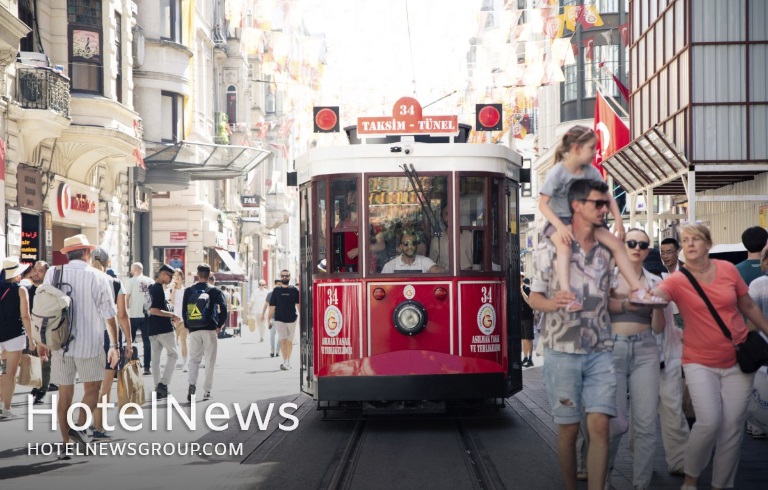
top-left (520, 168), bottom-right (531, 183)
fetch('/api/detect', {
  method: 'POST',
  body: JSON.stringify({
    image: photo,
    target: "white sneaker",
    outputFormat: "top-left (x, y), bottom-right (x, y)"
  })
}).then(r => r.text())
top-left (182, 362), bottom-right (188, 373)
top-left (0, 407), bottom-right (17, 419)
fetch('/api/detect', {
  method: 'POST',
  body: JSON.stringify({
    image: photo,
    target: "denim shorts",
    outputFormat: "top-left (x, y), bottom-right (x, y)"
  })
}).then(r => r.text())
top-left (543, 348), bottom-right (617, 424)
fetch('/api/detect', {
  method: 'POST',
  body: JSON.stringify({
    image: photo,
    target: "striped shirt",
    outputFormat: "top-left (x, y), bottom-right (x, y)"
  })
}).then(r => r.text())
top-left (43, 260), bottom-right (117, 358)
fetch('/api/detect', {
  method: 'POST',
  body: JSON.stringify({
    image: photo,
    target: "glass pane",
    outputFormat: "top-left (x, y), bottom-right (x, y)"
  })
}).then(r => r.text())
top-left (490, 178), bottom-right (502, 270)
top-left (459, 176), bottom-right (487, 271)
top-left (314, 180), bottom-right (327, 274)
top-left (330, 178), bottom-right (358, 273)
top-left (70, 62), bottom-right (100, 93)
top-left (161, 94), bottom-right (173, 141)
top-left (368, 174), bottom-right (448, 273)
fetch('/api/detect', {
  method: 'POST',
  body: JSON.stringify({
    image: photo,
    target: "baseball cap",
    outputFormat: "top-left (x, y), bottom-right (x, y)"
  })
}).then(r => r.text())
top-left (106, 268), bottom-right (117, 278)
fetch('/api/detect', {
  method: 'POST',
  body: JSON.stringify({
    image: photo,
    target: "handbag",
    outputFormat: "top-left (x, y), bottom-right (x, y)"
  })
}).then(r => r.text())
top-left (16, 352), bottom-right (43, 388)
top-left (117, 359), bottom-right (146, 413)
top-left (680, 267), bottom-right (768, 373)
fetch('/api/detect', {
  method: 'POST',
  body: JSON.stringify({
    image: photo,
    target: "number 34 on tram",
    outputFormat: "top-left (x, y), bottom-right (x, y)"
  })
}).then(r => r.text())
top-left (296, 98), bottom-right (524, 413)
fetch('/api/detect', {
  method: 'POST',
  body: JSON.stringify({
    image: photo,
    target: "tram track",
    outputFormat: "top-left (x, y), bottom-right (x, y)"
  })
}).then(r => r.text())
top-left (322, 417), bottom-right (506, 490)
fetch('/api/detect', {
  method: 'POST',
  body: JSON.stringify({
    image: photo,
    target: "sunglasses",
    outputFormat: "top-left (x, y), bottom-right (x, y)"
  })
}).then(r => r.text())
top-left (280, 274), bottom-right (291, 278)
top-left (626, 240), bottom-right (650, 250)
top-left (580, 198), bottom-right (610, 209)
top-left (400, 240), bottom-right (417, 247)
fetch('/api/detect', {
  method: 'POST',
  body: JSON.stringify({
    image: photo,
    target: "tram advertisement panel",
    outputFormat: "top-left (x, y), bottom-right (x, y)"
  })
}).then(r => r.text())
top-left (458, 281), bottom-right (506, 364)
top-left (314, 283), bottom-right (362, 375)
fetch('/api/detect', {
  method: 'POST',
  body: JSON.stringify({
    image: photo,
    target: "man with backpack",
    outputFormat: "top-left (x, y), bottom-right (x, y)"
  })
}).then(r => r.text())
top-left (183, 263), bottom-right (227, 402)
top-left (125, 262), bottom-right (153, 375)
top-left (38, 234), bottom-right (120, 454)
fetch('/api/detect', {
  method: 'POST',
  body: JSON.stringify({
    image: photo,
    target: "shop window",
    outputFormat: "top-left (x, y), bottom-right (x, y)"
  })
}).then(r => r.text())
top-left (226, 85), bottom-right (237, 124)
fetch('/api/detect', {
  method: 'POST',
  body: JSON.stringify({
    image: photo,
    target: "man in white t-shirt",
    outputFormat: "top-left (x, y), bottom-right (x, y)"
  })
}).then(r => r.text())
top-left (249, 280), bottom-right (269, 341)
top-left (382, 230), bottom-right (445, 274)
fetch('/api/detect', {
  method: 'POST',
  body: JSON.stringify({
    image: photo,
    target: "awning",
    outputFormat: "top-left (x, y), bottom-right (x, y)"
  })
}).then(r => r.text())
top-left (602, 126), bottom-right (689, 194)
top-left (214, 248), bottom-right (244, 275)
top-left (143, 141), bottom-right (270, 180)
top-left (603, 126), bottom-right (766, 195)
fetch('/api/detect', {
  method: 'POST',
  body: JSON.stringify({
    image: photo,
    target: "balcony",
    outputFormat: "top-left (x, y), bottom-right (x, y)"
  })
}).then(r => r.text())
top-left (15, 66), bottom-right (70, 117)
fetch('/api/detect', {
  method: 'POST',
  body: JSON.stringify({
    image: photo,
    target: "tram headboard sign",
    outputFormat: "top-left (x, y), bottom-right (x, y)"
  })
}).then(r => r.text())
top-left (357, 96), bottom-right (458, 136)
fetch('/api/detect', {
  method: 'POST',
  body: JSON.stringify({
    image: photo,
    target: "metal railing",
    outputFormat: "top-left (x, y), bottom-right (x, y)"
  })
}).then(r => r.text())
top-left (15, 66), bottom-right (71, 117)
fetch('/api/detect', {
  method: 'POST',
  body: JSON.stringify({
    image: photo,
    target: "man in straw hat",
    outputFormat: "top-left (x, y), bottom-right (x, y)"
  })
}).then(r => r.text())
top-left (0, 257), bottom-right (33, 419)
top-left (37, 234), bottom-right (120, 455)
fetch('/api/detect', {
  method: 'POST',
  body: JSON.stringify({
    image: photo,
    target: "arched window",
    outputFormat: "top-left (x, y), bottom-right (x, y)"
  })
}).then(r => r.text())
top-left (226, 85), bottom-right (237, 124)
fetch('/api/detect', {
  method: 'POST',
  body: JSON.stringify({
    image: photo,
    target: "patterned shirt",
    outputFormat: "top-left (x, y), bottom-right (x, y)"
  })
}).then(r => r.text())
top-left (531, 237), bottom-right (614, 354)
top-left (43, 260), bottom-right (117, 358)
top-left (748, 272), bottom-right (768, 318)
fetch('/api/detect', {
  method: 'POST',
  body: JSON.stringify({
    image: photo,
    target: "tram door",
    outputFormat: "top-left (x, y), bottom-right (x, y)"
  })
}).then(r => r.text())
top-left (299, 183), bottom-right (315, 397)
top-left (506, 178), bottom-right (523, 395)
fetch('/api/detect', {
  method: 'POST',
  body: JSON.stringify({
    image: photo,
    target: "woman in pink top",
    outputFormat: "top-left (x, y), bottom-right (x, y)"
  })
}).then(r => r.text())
top-left (653, 223), bottom-right (768, 490)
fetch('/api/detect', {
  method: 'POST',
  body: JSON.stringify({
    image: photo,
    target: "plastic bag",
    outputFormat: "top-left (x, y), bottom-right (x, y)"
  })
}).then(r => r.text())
top-left (747, 367), bottom-right (768, 433)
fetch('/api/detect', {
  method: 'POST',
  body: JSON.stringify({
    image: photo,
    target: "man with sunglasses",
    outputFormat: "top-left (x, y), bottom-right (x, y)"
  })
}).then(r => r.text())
top-left (529, 179), bottom-right (617, 490)
top-left (381, 230), bottom-right (446, 274)
top-left (268, 270), bottom-right (300, 370)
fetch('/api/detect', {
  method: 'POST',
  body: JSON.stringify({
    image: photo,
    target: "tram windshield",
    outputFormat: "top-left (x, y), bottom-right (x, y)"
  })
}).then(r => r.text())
top-left (368, 174), bottom-right (447, 274)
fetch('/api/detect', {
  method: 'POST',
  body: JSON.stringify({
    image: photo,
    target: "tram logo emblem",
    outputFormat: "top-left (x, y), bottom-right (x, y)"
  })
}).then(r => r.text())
top-left (324, 305), bottom-right (343, 337)
top-left (403, 285), bottom-right (415, 299)
top-left (477, 304), bottom-right (496, 336)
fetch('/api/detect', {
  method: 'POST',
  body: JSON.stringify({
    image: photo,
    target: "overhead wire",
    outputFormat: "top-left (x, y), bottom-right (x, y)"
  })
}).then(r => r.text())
top-left (403, 0), bottom-right (418, 96)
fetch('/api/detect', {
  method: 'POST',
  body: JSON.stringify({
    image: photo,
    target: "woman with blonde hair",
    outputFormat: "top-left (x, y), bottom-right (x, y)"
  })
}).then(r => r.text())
top-left (653, 223), bottom-right (768, 490)
top-left (170, 269), bottom-right (188, 371)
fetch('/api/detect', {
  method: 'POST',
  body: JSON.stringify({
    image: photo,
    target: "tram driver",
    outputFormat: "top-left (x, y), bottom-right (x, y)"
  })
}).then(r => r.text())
top-left (381, 230), bottom-right (446, 274)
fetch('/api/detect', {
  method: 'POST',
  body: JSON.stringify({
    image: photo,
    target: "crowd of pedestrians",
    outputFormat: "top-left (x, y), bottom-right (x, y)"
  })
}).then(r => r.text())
top-left (530, 126), bottom-right (768, 490)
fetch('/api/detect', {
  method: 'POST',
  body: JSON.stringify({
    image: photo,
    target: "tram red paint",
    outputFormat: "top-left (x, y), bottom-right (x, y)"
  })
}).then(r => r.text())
top-left (313, 282), bottom-right (363, 376)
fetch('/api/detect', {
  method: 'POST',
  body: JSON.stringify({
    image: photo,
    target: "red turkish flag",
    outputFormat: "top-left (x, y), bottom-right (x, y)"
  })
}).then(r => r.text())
top-left (594, 91), bottom-right (630, 179)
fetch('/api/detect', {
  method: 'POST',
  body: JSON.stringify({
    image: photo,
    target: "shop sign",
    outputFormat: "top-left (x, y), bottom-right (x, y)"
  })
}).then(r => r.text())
top-left (16, 165), bottom-right (43, 210)
top-left (21, 213), bottom-right (40, 266)
top-left (216, 232), bottom-right (226, 248)
top-left (241, 195), bottom-right (260, 207)
top-left (760, 205), bottom-right (768, 229)
top-left (57, 183), bottom-right (96, 218)
top-left (170, 231), bottom-right (188, 245)
top-left (135, 185), bottom-right (150, 211)
top-left (7, 209), bottom-right (21, 248)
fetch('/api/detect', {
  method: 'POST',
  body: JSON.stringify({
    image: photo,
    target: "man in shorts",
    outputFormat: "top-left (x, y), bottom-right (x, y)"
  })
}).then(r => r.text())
top-left (38, 235), bottom-right (120, 455)
top-left (268, 269), bottom-right (299, 370)
top-left (529, 179), bottom-right (617, 490)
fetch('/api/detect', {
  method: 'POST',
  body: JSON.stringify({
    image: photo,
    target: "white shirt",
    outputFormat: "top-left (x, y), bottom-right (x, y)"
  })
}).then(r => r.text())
top-left (381, 254), bottom-right (437, 273)
top-left (250, 287), bottom-right (269, 314)
top-left (43, 260), bottom-right (117, 358)
top-left (125, 274), bottom-right (153, 317)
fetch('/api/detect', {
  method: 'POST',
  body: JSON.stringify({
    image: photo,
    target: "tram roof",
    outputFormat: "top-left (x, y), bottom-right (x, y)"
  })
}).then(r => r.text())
top-left (296, 142), bottom-right (522, 185)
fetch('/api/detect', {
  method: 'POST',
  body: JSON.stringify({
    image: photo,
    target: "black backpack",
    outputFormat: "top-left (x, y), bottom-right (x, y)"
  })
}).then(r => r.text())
top-left (185, 285), bottom-right (217, 328)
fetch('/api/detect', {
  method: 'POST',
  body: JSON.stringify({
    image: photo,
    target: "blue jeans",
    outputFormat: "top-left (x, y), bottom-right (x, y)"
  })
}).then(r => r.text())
top-left (607, 330), bottom-right (660, 487)
top-left (130, 316), bottom-right (151, 367)
top-left (543, 348), bottom-right (617, 425)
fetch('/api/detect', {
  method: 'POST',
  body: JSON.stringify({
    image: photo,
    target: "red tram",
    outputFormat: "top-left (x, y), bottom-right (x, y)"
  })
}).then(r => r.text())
top-left (297, 99), bottom-right (524, 412)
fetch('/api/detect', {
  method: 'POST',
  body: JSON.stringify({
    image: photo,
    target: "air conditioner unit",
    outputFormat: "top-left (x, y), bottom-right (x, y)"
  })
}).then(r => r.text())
top-left (17, 51), bottom-right (49, 68)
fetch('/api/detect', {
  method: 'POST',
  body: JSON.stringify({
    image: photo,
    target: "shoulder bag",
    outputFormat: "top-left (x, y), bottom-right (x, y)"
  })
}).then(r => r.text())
top-left (680, 267), bottom-right (768, 373)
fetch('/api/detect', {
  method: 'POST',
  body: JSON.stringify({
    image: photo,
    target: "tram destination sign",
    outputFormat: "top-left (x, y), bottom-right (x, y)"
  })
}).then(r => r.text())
top-left (357, 96), bottom-right (458, 136)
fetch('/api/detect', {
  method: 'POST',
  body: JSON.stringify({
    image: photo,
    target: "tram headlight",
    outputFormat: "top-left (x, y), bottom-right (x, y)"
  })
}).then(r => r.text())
top-left (392, 300), bottom-right (428, 336)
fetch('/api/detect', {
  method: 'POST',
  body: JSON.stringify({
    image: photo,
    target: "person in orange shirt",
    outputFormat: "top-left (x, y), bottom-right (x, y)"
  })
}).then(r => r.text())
top-left (653, 223), bottom-right (768, 490)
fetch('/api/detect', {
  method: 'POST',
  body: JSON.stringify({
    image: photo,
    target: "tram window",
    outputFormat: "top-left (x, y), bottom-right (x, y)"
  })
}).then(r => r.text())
top-left (330, 178), bottom-right (359, 273)
top-left (315, 180), bottom-right (327, 274)
top-left (458, 175), bottom-right (502, 272)
top-left (368, 174), bottom-right (447, 274)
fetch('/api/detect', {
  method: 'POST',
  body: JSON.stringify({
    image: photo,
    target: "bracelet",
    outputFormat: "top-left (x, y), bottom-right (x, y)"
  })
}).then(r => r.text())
top-left (110, 344), bottom-right (119, 349)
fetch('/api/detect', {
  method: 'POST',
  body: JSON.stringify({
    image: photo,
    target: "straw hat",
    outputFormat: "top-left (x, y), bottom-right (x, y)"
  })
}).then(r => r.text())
top-left (60, 234), bottom-right (96, 254)
top-left (2, 256), bottom-right (29, 280)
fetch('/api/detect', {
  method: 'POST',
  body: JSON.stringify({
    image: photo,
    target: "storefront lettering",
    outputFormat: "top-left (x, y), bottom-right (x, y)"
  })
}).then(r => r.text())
top-left (320, 336), bottom-right (352, 355)
top-left (469, 334), bottom-right (501, 353)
